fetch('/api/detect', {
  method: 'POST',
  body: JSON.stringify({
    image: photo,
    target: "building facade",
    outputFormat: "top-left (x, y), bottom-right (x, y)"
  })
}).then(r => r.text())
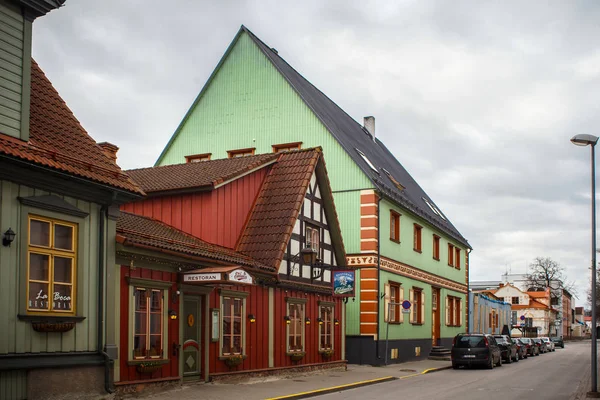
top-left (109, 149), bottom-right (348, 392)
top-left (153, 26), bottom-right (471, 365)
top-left (0, 2), bottom-right (144, 399)
top-left (469, 292), bottom-right (511, 335)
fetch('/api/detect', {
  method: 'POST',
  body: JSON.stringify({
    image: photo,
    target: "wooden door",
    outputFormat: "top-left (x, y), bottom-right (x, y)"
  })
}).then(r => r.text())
top-left (432, 288), bottom-right (441, 346)
top-left (183, 297), bottom-right (201, 379)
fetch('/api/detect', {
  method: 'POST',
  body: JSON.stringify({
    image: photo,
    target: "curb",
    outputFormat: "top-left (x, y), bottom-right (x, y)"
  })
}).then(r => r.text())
top-left (422, 366), bottom-right (452, 374)
top-left (264, 376), bottom-right (397, 400)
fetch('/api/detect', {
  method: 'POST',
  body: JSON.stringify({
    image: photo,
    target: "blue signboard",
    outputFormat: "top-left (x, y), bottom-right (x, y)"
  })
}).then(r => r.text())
top-left (402, 300), bottom-right (411, 310)
top-left (332, 270), bottom-right (355, 297)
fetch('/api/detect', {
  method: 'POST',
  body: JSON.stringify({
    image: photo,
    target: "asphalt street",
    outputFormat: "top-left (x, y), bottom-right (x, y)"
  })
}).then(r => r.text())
top-left (320, 341), bottom-right (590, 400)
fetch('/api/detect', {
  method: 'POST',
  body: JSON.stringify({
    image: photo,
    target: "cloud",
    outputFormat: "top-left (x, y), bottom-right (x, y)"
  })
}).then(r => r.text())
top-left (32, 0), bottom-right (600, 303)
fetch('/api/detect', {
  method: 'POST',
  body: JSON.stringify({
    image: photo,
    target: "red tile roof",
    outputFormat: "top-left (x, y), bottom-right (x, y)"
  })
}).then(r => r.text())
top-left (528, 290), bottom-right (549, 298)
top-left (117, 211), bottom-right (270, 271)
top-left (512, 298), bottom-right (550, 310)
top-left (236, 148), bottom-right (322, 270)
top-left (0, 60), bottom-right (143, 195)
top-left (127, 153), bottom-right (278, 194)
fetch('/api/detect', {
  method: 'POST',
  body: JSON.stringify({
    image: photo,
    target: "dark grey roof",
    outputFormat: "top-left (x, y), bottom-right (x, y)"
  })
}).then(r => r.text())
top-left (242, 26), bottom-right (471, 248)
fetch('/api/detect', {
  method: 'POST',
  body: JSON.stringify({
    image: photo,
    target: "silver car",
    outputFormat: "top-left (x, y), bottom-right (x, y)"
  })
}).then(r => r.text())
top-left (540, 337), bottom-right (555, 352)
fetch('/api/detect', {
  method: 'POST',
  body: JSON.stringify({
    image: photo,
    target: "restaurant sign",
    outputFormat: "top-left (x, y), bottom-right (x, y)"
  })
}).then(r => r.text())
top-left (228, 269), bottom-right (253, 284)
top-left (332, 270), bottom-right (355, 297)
top-left (183, 273), bottom-right (221, 282)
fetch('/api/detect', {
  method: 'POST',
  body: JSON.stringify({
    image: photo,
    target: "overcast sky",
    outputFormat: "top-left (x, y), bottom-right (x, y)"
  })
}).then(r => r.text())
top-left (32, 0), bottom-right (600, 306)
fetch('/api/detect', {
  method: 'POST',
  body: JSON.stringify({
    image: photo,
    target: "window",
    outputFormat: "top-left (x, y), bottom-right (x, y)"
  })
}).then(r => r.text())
top-left (454, 248), bottom-right (461, 269)
top-left (390, 211), bottom-right (400, 243)
top-left (383, 169), bottom-right (405, 191)
top-left (287, 300), bottom-right (305, 352)
top-left (133, 288), bottom-right (164, 359)
top-left (305, 224), bottom-right (320, 253)
top-left (319, 304), bottom-right (334, 350)
top-left (433, 235), bottom-right (440, 260)
top-left (512, 296), bottom-right (520, 305)
top-left (413, 224), bottom-right (422, 253)
top-left (273, 142), bottom-right (302, 153)
top-left (448, 244), bottom-right (454, 267)
top-left (524, 317), bottom-right (533, 327)
top-left (222, 295), bottom-right (244, 355)
top-left (410, 288), bottom-right (424, 324)
top-left (227, 148), bottom-right (256, 158)
top-left (511, 311), bottom-right (518, 326)
top-left (446, 296), bottom-right (462, 327)
top-left (385, 282), bottom-right (403, 323)
top-left (185, 153), bottom-right (211, 163)
top-left (355, 149), bottom-right (379, 173)
top-left (27, 216), bottom-right (77, 314)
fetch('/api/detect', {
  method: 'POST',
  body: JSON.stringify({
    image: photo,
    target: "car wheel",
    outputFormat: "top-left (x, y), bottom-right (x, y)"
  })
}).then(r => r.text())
top-left (514, 353), bottom-right (519, 362)
top-left (488, 356), bottom-right (494, 369)
top-left (452, 362), bottom-right (459, 369)
top-left (497, 355), bottom-right (502, 367)
top-left (506, 354), bottom-right (512, 364)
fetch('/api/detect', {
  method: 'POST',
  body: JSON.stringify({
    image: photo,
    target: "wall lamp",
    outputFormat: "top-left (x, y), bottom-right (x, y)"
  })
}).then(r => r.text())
top-left (248, 314), bottom-right (256, 323)
top-left (334, 318), bottom-right (340, 326)
top-left (284, 315), bottom-right (291, 325)
top-left (317, 317), bottom-right (324, 325)
top-left (305, 317), bottom-right (311, 325)
top-left (169, 310), bottom-right (177, 320)
top-left (2, 228), bottom-right (15, 247)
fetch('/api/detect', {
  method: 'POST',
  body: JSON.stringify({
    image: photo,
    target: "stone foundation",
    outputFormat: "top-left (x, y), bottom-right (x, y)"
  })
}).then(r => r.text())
top-left (28, 366), bottom-right (106, 400)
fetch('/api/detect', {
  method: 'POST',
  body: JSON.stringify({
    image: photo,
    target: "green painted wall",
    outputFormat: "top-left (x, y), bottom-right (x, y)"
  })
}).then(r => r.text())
top-left (0, 1), bottom-right (31, 141)
top-left (157, 32), bottom-right (372, 193)
top-left (379, 198), bottom-right (466, 284)
top-left (330, 191), bottom-right (361, 255)
top-left (0, 179), bottom-right (102, 354)
top-left (345, 269), bottom-right (361, 335)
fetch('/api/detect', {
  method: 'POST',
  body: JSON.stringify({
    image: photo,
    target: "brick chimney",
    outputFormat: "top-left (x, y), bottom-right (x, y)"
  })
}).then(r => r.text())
top-left (363, 116), bottom-right (375, 142)
top-left (98, 142), bottom-right (119, 162)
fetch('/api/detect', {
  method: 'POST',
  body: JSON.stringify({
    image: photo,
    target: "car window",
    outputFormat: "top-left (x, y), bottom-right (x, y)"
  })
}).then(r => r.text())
top-left (455, 336), bottom-right (487, 348)
top-left (488, 337), bottom-right (497, 346)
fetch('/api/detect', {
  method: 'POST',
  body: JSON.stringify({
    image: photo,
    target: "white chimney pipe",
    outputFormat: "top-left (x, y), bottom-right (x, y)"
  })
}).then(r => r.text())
top-left (364, 116), bottom-right (375, 142)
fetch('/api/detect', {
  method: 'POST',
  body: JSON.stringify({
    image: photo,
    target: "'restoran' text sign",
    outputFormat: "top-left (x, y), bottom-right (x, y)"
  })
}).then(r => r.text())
top-left (183, 273), bottom-right (221, 282)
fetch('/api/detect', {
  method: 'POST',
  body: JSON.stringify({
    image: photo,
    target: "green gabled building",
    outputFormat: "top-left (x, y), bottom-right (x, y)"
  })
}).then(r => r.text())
top-left (155, 25), bottom-right (471, 365)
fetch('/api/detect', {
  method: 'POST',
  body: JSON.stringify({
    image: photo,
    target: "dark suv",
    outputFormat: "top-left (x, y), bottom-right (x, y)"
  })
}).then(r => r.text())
top-left (451, 333), bottom-right (502, 369)
top-left (493, 334), bottom-right (518, 363)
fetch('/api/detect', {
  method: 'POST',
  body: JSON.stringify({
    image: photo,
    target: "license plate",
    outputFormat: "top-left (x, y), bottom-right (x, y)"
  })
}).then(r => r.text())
top-left (463, 355), bottom-right (476, 358)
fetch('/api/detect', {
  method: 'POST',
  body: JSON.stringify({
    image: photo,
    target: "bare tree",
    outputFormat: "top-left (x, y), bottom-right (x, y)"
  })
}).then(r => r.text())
top-left (587, 270), bottom-right (600, 323)
top-left (525, 257), bottom-right (577, 305)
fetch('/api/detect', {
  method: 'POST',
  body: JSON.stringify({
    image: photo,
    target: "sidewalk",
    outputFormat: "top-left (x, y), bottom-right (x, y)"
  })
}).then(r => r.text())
top-left (137, 359), bottom-right (451, 400)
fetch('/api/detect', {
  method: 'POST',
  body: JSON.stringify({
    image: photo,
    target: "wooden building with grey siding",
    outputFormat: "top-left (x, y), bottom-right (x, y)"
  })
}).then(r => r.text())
top-left (0, 1), bottom-right (144, 399)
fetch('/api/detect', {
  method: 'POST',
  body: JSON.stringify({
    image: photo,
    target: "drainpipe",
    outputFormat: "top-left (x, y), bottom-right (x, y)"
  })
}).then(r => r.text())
top-left (375, 193), bottom-right (382, 361)
top-left (98, 204), bottom-right (114, 394)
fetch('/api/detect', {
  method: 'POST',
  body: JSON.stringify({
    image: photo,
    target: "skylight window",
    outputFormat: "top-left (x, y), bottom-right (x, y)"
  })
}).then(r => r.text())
top-left (355, 149), bottom-right (379, 174)
top-left (382, 168), bottom-right (405, 191)
top-left (422, 197), bottom-right (447, 221)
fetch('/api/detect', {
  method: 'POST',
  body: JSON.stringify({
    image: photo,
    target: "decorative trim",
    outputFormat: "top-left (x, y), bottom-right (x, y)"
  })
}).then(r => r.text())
top-left (218, 289), bottom-right (249, 298)
top-left (285, 297), bottom-right (308, 304)
top-left (18, 195), bottom-right (89, 218)
top-left (18, 314), bottom-right (85, 323)
top-left (318, 301), bottom-right (335, 307)
top-left (126, 277), bottom-right (173, 289)
top-left (347, 255), bottom-right (468, 293)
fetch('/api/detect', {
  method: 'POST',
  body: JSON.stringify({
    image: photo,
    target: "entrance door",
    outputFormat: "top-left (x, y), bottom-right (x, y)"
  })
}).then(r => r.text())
top-left (183, 296), bottom-right (201, 379)
top-left (432, 288), bottom-right (441, 346)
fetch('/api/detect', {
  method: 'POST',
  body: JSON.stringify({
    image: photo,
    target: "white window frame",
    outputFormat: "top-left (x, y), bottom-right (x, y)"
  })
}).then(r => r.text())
top-left (318, 302), bottom-right (335, 351)
top-left (286, 298), bottom-right (307, 353)
top-left (219, 289), bottom-right (248, 357)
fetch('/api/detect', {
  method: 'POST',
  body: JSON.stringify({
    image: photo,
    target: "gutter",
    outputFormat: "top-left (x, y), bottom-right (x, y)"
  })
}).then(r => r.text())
top-left (98, 205), bottom-right (114, 394)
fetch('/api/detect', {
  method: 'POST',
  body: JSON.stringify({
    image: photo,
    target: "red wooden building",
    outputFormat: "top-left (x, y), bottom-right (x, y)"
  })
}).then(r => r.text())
top-left (112, 148), bottom-right (348, 389)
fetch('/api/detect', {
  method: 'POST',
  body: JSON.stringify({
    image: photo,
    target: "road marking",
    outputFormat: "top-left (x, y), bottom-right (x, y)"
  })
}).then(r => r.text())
top-left (264, 376), bottom-right (397, 400)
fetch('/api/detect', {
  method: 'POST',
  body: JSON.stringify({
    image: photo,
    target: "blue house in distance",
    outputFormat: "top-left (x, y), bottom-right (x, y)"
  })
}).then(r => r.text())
top-left (469, 291), bottom-right (511, 334)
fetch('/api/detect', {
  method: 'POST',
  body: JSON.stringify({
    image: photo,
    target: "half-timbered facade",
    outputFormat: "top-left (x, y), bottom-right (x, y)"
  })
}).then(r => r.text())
top-left (154, 25), bottom-right (471, 364)
top-left (111, 149), bottom-right (347, 392)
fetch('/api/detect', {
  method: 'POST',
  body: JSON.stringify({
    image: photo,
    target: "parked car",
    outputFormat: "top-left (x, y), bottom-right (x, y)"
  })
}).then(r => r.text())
top-left (493, 334), bottom-right (518, 363)
top-left (451, 333), bottom-right (502, 369)
top-left (532, 338), bottom-right (548, 353)
top-left (518, 338), bottom-right (539, 357)
top-left (512, 337), bottom-right (527, 360)
top-left (541, 337), bottom-right (555, 352)
top-left (551, 336), bottom-right (565, 349)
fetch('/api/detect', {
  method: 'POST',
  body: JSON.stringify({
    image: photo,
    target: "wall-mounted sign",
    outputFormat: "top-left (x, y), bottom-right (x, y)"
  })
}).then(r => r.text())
top-left (228, 269), bottom-right (253, 284)
top-left (332, 270), bottom-right (355, 297)
top-left (183, 273), bottom-right (221, 282)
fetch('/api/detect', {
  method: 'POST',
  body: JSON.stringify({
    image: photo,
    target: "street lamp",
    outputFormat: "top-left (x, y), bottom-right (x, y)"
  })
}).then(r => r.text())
top-left (571, 133), bottom-right (599, 395)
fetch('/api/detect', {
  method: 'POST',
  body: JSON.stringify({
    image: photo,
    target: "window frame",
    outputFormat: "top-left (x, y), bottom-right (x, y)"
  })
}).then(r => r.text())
top-left (219, 289), bottom-right (248, 357)
top-left (446, 295), bottom-right (462, 327)
top-left (413, 224), bottom-right (422, 253)
top-left (272, 142), bottom-right (302, 153)
top-left (448, 243), bottom-right (455, 267)
top-left (227, 148), bottom-right (256, 158)
top-left (512, 296), bottom-right (520, 305)
top-left (305, 224), bottom-right (320, 254)
top-left (411, 287), bottom-right (424, 324)
top-left (126, 279), bottom-right (170, 362)
top-left (132, 287), bottom-right (164, 359)
top-left (432, 234), bottom-right (440, 260)
top-left (318, 301), bottom-right (335, 351)
top-left (454, 248), bottom-right (461, 270)
top-left (185, 153), bottom-right (212, 163)
top-left (390, 211), bottom-right (400, 243)
top-left (26, 215), bottom-right (78, 315)
top-left (286, 298), bottom-right (307, 354)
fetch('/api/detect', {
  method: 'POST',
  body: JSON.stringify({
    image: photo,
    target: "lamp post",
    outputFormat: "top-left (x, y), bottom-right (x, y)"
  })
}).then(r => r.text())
top-left (571, 133), bottom-right (599, 394)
